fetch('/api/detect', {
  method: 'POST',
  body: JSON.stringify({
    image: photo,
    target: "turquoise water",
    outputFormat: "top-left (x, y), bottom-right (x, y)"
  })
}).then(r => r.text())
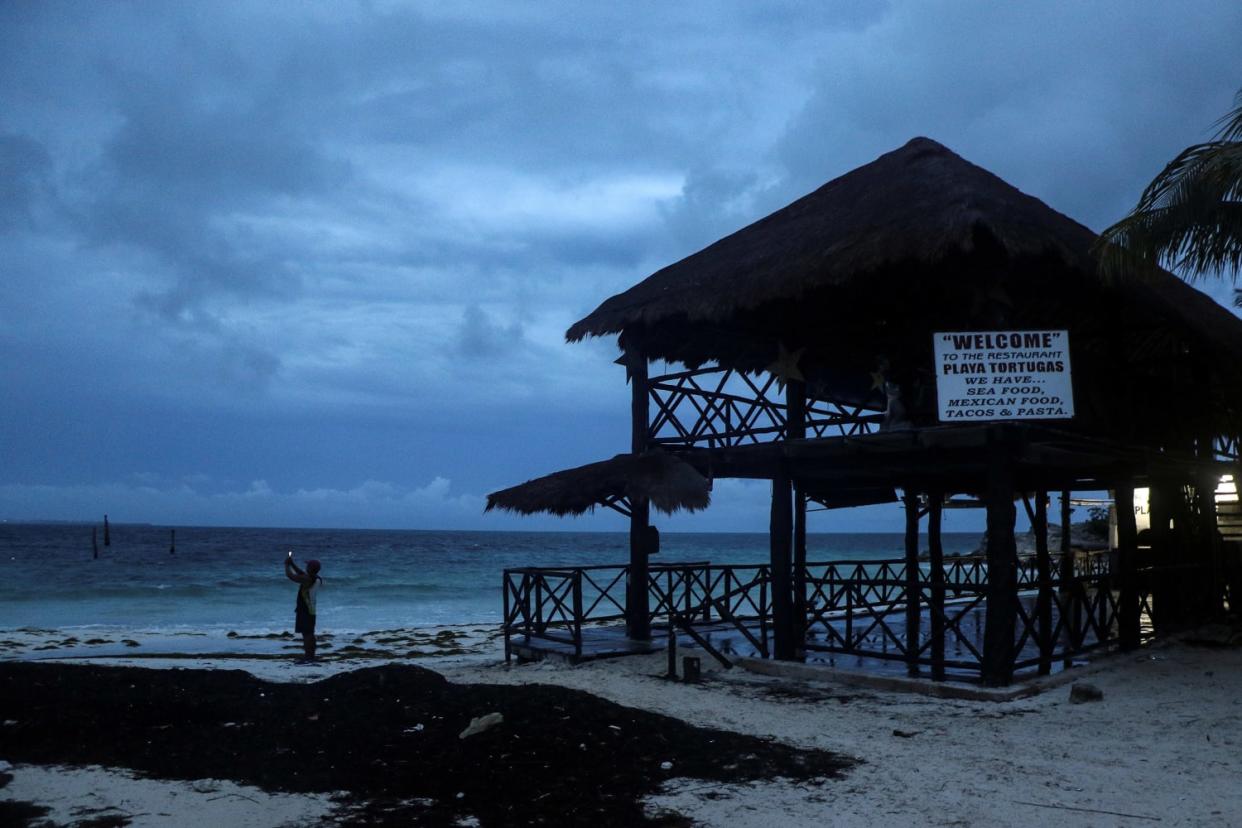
top-left (0, 523), bottom-right (981, 634)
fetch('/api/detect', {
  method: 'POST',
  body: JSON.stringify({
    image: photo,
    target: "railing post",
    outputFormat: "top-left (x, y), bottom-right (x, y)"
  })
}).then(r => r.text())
top-left (759, 567), bottom-right (769, 654)
top-left (702, 566), bottom-right (712, 623)
top-left (534, 574), bottom-right (544, 635)
top-left (844, 569), bottom-right (854, 650)
top-left (682, 567), bottom-right (692, 618)
top-left (571, 569), bottom-right (583, 660)
top-left (667, 615), bottom-right (678, 678)
top-left (503, 570), bottom-right (513, 662)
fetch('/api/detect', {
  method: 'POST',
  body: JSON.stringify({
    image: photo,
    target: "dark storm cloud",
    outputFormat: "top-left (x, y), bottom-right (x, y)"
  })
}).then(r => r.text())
top-left (1, 1), bottom-right (1239, 528)
top-left (0, 133), bottom-right (54, 232)
top-left (455, 305), bottom-right (524, 360)
top-left (773, 1), bottom-right (1242, 231)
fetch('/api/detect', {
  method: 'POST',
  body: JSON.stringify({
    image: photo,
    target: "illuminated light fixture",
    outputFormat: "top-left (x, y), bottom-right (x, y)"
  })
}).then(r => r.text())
top-left (1216, 474), bottom-right (1237, 504)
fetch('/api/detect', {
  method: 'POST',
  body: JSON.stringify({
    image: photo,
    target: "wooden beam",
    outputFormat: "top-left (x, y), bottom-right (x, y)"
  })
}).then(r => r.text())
top-left (982, 428), bottom-right (1018, 687)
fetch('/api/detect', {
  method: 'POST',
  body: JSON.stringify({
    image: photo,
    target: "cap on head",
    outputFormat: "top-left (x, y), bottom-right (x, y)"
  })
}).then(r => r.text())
top-left (306, 559), bottom-right (321, 574)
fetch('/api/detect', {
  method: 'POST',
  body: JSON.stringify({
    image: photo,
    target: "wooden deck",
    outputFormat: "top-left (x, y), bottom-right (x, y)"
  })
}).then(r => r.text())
top-left (507, 625), bottom-right (663, 662)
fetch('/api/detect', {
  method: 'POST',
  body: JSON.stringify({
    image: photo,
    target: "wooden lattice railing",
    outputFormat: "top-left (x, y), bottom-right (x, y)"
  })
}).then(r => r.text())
top-left (503, 561), bottom-right (770, 660)
top-left (647, 365), bottom-right (882, 448)
top-left (502, 549), bottom-right (1142, 677)
top-left (799, 551), bottom-right (1131, 675)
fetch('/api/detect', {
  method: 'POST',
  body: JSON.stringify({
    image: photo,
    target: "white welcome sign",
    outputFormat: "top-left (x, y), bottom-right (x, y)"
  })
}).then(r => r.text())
top-left (933, 330), bottom-right (1074, 422)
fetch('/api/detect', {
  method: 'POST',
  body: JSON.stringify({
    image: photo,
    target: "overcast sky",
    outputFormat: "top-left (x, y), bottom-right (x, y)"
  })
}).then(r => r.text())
top-left (2, 1), bottom-right (1240, 532)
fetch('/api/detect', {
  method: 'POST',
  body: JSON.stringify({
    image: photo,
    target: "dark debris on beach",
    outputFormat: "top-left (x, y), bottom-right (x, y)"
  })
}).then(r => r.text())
top-left (0, 662), bottom-right (854, 826)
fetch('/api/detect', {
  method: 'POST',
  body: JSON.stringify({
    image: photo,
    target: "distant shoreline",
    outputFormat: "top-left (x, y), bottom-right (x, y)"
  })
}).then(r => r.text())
top-left (1, 520), bottom-right (982, 536)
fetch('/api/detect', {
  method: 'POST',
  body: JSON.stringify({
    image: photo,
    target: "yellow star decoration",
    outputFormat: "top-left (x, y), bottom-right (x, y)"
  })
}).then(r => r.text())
top-left (766, 344), bottom-right (805, 388)
top-left (869, 358), bottom-right (891, 390)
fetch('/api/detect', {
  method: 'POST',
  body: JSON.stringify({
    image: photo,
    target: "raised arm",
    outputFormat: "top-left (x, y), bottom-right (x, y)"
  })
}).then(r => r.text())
top-left (284, 553), bottom-right (307, 583)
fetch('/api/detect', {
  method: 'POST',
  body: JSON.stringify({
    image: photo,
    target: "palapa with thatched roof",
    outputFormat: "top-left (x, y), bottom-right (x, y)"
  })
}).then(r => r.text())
top-left (493, 137), bottom-right (1242, 685)
top-left (567, 138), bottom-right (1242, 442)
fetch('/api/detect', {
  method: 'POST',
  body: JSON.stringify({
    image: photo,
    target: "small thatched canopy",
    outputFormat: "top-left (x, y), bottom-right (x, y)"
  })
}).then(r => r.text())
top-left (485, 452), bottom-right (711, 517)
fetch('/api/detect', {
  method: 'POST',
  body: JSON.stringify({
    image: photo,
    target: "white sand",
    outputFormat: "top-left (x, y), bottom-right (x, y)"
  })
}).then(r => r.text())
top-left (441, 639), bottom-right (1242, 827)
top-left (0, 764), bottom-right (339, 827)
top-left (5, 626), bottom-right (1242, 826)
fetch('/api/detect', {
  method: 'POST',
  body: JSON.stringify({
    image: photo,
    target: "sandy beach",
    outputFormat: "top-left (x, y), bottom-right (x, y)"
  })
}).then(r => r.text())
top-left (3, 625), bottom-right (1241, 827)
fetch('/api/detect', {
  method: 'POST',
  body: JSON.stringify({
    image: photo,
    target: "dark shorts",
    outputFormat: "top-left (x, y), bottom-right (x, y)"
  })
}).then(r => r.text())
top-left (295, 610), bottom-right (316, 636)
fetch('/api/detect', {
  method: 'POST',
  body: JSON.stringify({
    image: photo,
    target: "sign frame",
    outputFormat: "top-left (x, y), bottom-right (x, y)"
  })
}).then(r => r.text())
top-left (933, 329), bottom-right (1074, 423)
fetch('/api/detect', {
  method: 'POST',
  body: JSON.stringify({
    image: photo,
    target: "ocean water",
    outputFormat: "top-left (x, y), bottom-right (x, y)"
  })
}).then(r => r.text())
top-left (0, 523), bottom-right (982, 635)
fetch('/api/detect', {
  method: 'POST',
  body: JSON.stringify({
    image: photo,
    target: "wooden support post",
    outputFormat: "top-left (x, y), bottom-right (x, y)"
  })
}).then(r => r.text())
top-left (1059, 490), bottom-right (1073, 575)
top-left (1196, 467), bottom-right (1223, 618)
top-left (786, 379), bottom-right (807, 659)
top-left (982, 429), bottom-right (1017, 687)
top-left (1059, 489), bottom-right (1077, 669)
top-left (625, 340), bottom-right (651, 641)
top-left (928, 492), bottom-right (945, 682)
top-left (1148, 482), bottom-right (1172, 630)
top-left (793, 482), bottom-right (807, 659)
top-left (770, 472), bottom-right (795, 661)
top-left (1034, 491), bottom-right (1052, 675)
top-left (1116, 481), bottom-right (1140, 650)
top-left (903, 488), bottom-right (922, 678)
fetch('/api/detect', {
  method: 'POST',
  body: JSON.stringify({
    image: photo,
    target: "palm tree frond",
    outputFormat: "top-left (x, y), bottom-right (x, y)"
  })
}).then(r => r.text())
top-left (1094, 87), bottom-right (1242, 284)
top-left (1212, 88), bottom-right (1242, 142)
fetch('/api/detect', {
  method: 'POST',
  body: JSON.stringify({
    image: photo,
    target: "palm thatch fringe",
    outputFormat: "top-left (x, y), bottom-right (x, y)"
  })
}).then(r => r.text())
top-left (485, 451), bottom-right (711, 517)
top-left (567, 137), bottom-right (1098, 341)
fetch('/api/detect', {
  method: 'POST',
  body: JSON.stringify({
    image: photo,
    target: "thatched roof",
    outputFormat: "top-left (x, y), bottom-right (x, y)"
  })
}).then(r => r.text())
top-left (485, 451), bottom-right (710, 517)
top-left (565, 136), bottom-right (1242, 364)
